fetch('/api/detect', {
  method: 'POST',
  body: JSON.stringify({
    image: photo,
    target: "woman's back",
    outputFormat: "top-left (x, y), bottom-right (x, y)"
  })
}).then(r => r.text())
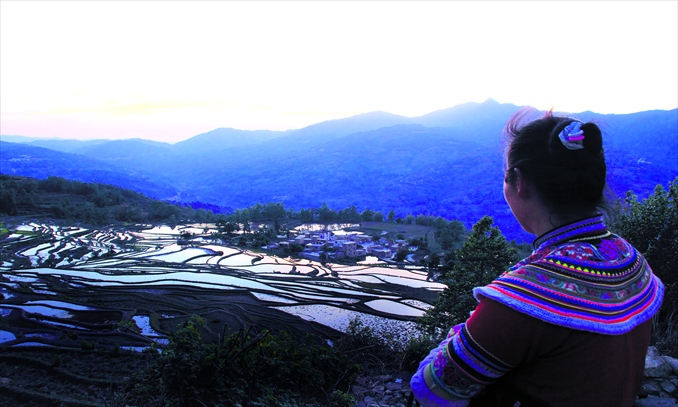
top-left (467, 298), bottom-right (651, 407)
top-left (411, 111), bottom-right (664, 407)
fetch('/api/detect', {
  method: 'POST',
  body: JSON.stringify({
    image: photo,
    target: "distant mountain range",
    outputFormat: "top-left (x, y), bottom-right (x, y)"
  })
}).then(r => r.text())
top-left (2, 99), bottom-right (677, 242)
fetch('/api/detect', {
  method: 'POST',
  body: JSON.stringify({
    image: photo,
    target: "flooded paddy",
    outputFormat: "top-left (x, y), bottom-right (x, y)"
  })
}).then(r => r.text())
top-left (1, 222), bottom-right (443, 349)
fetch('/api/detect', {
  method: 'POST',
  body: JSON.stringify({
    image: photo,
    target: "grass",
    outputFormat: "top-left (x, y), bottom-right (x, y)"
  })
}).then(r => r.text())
top-left (652, 310), bottom-right (678, 358)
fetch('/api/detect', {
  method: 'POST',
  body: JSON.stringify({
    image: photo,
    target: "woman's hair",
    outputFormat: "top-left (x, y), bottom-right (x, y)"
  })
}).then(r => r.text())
top-left (504, 108), bottom-right (607, 218)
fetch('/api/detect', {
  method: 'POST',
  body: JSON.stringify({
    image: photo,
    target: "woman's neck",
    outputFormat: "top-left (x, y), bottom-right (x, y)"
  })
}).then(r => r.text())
top-left (532, 211), bottom-right (598, 238)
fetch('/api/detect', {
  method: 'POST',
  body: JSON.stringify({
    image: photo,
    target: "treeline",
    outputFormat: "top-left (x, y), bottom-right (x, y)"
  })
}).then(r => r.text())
top-left (0, 175), bottom-right (469, 241)
top-left (227, 201), bottom-right (464, 227)
top-left (0, 175), bottom-right (220, 225)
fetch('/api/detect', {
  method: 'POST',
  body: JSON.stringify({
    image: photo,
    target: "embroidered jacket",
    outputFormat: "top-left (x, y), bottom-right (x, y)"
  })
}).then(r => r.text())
top-left (411, 216), bottom-right (664, 407)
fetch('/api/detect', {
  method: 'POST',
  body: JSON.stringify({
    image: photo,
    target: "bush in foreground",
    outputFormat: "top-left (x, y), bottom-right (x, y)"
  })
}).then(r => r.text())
top-left (116, 317), bottom-right (360, 407)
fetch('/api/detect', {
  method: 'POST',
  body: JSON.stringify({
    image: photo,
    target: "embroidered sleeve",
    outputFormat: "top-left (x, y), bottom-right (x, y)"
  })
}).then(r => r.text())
top-left (410, 323), bottom-right (514, 406)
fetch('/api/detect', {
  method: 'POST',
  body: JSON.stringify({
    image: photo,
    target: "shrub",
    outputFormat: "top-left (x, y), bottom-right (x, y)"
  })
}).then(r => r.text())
top-left (610, 177), bottom-right (678, 356)
top-left (118, 316), bottom-right (360, 406)
top-left (418, 216), bottom-right (517, 338)
top-left (335, 317), bottom-right (402, 376)
top-left (400, 335), bottom-right (438, 373)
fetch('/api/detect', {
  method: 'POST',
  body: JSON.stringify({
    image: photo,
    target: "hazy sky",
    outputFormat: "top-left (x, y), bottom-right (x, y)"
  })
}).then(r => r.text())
top-left (1, 1), bottom-right (677, 143)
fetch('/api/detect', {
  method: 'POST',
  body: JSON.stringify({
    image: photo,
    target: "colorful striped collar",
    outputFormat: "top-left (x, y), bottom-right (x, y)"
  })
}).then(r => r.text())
top-left (474, 216), bottom-right (664, 334)
top-left (532, 215), bottom-right (609, 251)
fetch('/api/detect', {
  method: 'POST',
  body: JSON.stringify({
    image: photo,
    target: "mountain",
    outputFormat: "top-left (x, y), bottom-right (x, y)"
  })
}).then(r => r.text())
top-left (2, 101), bottom-right (676, 242)
top-left (172, 128), bottom-right (289, 155)
top-left (415, 98), bottom-right (523, 147)
top-left (0, 141), bottom-right (177, 199)
top-left (573, 109), bottom-right (678, 175)
top-left (1, 135), bottom-right (53, 143)
top-left (268, 110), bottom-right (414, 147)
top-left (71, 139), bottom-right (176, 169)
top-left (25, 139), bottom-right (111, 153)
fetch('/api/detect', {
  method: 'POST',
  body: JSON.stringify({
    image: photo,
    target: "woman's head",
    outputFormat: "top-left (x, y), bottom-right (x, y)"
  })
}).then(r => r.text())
top-left (504, 109), bottom-right (607, 220)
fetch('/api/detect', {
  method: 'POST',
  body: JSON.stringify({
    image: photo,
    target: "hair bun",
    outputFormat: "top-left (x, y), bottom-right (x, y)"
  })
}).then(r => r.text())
top-left (505, 110), bottom-right (607, 216)
top-left (580, 122), bottom-right (603, 156)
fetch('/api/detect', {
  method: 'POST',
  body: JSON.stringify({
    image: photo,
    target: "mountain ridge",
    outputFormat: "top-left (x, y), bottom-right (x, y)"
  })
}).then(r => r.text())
top-left (2, 101), bottom-right (676, 242)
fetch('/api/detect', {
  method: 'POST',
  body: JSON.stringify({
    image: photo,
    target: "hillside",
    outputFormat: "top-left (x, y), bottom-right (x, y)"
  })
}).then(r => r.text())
top-left (0, 142), bottom-right (177, 200)
top-left (0, 174), bottom-right (205, 225)
top-left (2, 101), bottom-right (676, 242)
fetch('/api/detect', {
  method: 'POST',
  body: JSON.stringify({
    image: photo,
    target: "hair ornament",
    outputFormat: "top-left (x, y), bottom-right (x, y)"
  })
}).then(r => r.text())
top-left (558, 121), bottom-right (585, 150)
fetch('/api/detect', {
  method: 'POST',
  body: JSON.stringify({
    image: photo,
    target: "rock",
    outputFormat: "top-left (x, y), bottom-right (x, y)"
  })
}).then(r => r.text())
top-left (647, 347), bottom-right (674, 378)
top-left (661, 381), bottom-right (677, 395)
top-left (664, 356), bottom-right (678, 376)
top-left (641, 381), bottom-right (664, 397)
top-left (634, 398), bottom-right (677, 407)
top-left (352, 385), bottom-right (369, 398)
top-left (364, 396), bottom-right (376, 404)
top-left (386, 382), bottom-right (402, 391)
top-left (375, 374), bottom-right (393, 382)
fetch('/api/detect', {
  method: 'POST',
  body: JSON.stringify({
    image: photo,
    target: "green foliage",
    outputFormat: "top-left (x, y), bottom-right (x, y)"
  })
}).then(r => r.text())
top-left (330, 390), bottom-right (356, 407)
top-left (119, 316), bottom-right (359, 407)
top-left (609, 178), bottom-right (678, 356)
top-left (610, 178), bottom-right (678, 308)
top-left (394, 248), bottom-right (408, 262)
top-left (361, 208), bottom-right (375, 222)
top-left (434, 219), bottom-right (467, 250)
top-left (419, 216), bottom-right (518, 337)
top-left (287, 242), bottom-right (304, 255)
top-left (400, 335), bottom-right (438, 373)
top-left (0, 187), bottom-right (17, 215)
top-left (408, 237), bottom-right (428, 250)
top-left (335, 318), bottom-right (400, 375)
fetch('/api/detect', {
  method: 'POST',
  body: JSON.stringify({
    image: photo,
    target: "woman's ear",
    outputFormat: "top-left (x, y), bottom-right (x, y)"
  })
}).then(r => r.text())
top-left (514, 168), bottom-right (532, 199)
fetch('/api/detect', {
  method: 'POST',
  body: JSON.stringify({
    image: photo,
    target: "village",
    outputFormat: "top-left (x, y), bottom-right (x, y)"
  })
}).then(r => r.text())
top-left (261, 228), bottom-right (419, 263)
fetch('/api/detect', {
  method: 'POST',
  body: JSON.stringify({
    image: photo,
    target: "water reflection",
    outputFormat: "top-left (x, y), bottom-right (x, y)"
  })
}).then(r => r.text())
top-left (294, 223), bottom-right (359, 232)
top-left (1, 222), bottom-right (442, 348)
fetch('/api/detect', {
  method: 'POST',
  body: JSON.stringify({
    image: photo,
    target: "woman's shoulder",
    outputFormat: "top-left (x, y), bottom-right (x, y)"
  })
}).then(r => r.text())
top-left (532, 232), bottom-right (637, 267)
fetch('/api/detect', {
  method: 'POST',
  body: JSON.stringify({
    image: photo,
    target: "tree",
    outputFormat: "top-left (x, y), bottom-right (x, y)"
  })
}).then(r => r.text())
top-left (345, 205), bottom-right (361, 222)
top-left (395, 248), bottom-right (408, 262)
top-left (610, 178), bottom-right (678, 314)
top-left (317, 203), bottom-right (336, 221)
top-left (387, 209), bottom-right (396, 223)
top-left (179, 231), bottom-right (192, 240)
top-left (419, 216), bottom-right (518, 337)
top-left (288, 242), bottom-right (304, 255)
top-left (435, 219), bottom-right (466, 251)
top-left (0, 188), bottom-right (18, 215)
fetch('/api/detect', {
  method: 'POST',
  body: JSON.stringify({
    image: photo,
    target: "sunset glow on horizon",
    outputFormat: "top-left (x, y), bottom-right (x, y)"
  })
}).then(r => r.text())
top-left (2, 1), bottom-right (676, 143)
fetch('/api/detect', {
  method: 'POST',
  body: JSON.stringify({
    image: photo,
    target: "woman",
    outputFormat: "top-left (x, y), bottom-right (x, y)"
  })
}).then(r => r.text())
top-left (410, 110), bottom-right (664, 407)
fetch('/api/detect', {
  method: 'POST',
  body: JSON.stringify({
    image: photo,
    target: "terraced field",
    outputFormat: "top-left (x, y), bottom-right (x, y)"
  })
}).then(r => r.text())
top-left (1, 222), bottom-right (442, 349)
